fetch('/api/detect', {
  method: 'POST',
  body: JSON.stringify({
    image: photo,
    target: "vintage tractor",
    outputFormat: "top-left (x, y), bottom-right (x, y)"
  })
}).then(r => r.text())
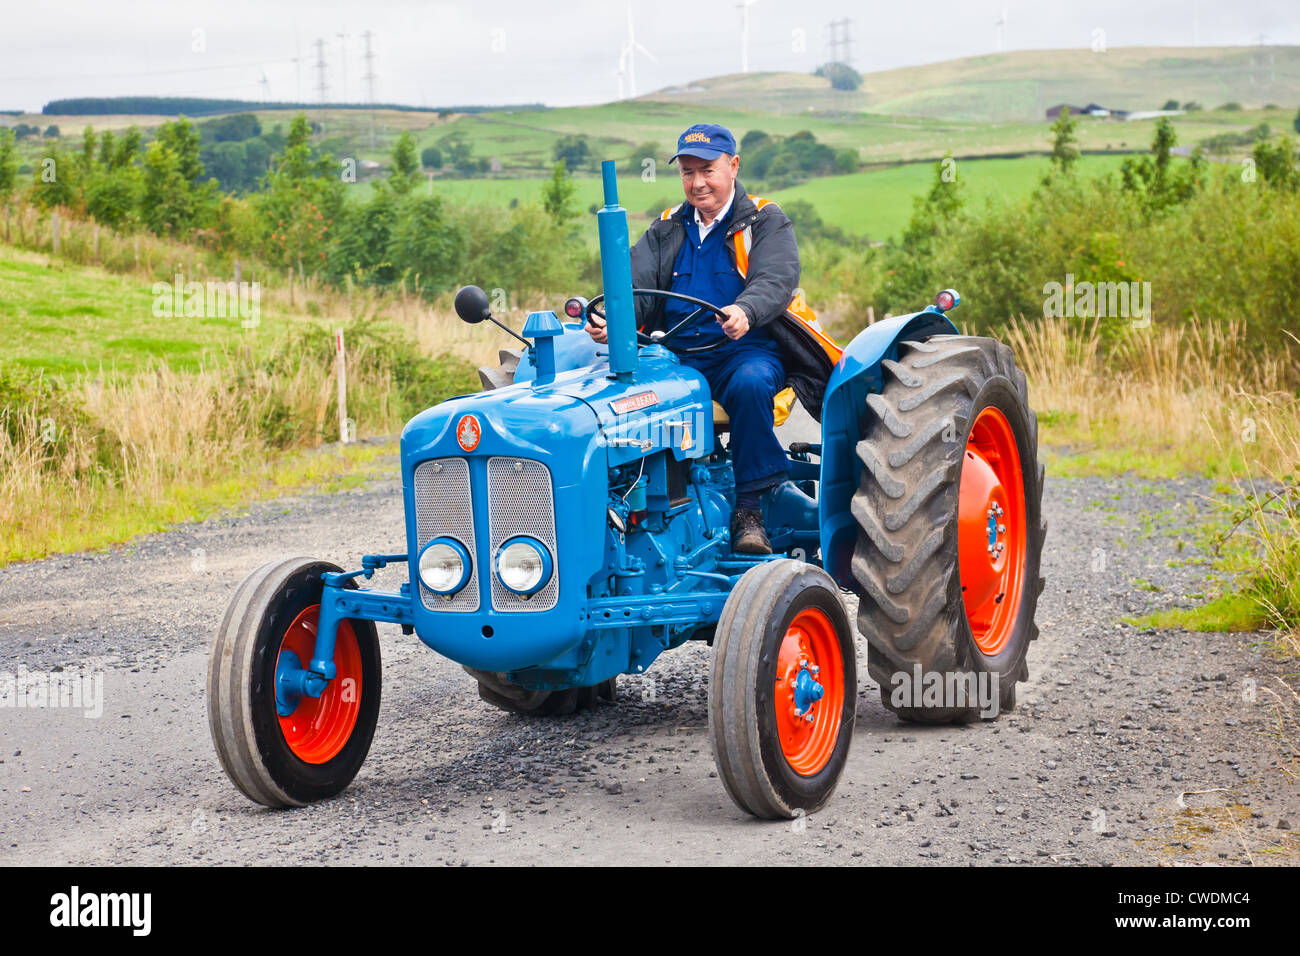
top-left (208, 161), bottom-right (1045, 819)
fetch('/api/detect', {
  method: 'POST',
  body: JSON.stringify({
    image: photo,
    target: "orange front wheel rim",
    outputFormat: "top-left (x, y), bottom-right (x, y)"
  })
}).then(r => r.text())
top-left (275, 605), bottom-right (363, 764)
top-left (774, 607), bottom-right (845, 775)
top-left (957, 406), bottom-right (1027, 657)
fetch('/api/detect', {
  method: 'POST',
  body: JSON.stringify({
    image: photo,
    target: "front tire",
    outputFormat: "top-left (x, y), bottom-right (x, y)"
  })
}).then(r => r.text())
top-left (709, 559), bottom-right (856, 819)
top-left (851, 335), bottom-right (1046, 723)
top-left (207, 557), bottom-right (382, 807)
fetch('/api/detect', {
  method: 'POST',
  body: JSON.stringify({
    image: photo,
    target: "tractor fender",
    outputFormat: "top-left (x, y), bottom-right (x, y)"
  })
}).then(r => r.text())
top-left (817, 309), bottom-right (958, 588)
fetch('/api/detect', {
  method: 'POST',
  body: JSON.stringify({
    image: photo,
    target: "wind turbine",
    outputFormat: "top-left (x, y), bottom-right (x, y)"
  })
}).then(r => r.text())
top-left (738, 0), bottom-right (760, 74)
top-left (995, 7), bottom-right (1007, 53)
top-left (619, 0), bottom-right (657, 99)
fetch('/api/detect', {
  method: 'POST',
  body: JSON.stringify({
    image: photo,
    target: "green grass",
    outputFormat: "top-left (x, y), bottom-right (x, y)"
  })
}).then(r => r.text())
top-left (1132, 593), bottom-right (1269, 633)
top-left (0, 246), bottom-right (297, 378)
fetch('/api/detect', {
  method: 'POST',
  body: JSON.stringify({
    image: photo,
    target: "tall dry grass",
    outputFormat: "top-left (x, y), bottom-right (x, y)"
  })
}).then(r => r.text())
top-left (1004, 314), bottom-right (1300, 475)
top-left (1007, 313), bottom-right (1300, 640)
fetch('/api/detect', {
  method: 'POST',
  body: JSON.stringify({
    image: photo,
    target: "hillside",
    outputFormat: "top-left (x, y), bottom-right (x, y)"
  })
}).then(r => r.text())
top-left (643, 46), bottom-right (1300, 123)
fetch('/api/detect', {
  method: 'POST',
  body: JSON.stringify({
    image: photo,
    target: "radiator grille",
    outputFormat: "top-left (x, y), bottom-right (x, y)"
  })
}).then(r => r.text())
top-left (412, 457), bottom-right (479, 612)
top-left (486, 457), bottom-right (559, 611)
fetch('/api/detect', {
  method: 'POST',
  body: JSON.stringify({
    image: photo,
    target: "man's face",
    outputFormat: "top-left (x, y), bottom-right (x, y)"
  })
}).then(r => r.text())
top-left (677, 153), bottom-right (739, 218)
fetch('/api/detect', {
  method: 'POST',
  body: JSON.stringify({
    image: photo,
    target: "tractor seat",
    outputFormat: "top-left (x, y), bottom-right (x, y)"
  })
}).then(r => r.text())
top-left (713, 386), bottom-right (797, 431)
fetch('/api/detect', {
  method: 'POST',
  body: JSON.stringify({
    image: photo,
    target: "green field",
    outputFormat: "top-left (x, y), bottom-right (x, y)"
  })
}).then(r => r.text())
top-left (768, 153), bottom-right (1136, 240)
top-left (0, 248), bottom-right (282, 376)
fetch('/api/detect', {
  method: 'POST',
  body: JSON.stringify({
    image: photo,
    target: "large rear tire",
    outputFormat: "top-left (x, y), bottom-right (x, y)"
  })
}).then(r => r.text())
top-left (851, 335), bottom-right (1046, 723)
top-left (709, 559), bottom-right (856, 819)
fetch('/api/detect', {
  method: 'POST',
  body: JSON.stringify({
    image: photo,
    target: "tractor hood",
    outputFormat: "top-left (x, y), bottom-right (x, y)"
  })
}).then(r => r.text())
top-left (403, 344), bottom-right (714, 468)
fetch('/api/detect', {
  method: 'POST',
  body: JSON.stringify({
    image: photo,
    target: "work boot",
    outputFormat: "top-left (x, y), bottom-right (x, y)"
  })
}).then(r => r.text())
top-left (731, 508), bottom-right (772, 555)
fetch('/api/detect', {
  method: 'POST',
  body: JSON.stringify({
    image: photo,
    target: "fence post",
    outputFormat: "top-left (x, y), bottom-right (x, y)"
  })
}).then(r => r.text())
top-left (234, 258), bottom-right (241, 286)
top-left (51, 211), bottom-right (59, 255)
top-left (335, 329), bottom-right (350, 445)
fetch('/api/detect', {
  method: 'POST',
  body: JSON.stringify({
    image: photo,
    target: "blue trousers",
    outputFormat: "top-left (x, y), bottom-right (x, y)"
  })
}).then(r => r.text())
top-left (681, 340), bottom-right (788, 494)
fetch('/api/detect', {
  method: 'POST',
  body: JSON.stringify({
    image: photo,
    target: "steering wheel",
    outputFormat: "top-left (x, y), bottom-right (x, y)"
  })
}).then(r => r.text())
top-left (586, 288), bottom-right (733, 355)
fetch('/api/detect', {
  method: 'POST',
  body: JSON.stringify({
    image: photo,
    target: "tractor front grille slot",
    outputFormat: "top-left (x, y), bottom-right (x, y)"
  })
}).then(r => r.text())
top-left (486, 457), bottom-right (559, 612)
top-left (413, 457), bottom-right (479, 612)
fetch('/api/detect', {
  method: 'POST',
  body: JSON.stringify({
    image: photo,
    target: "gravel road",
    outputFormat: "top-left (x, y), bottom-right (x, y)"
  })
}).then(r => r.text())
top-left (2, 406), bottom-right (1297, 866)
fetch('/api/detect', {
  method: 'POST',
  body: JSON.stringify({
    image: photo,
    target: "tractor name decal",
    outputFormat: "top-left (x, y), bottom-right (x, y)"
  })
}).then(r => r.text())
top-left (609, 391), bottom-right (659, 414)
top-left (455, 414), bottom-right (482, 452)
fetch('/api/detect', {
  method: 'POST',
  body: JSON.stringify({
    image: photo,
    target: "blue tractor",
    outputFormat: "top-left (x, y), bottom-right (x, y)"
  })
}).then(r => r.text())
top-left (208, 162), bottom-right (1045, 819)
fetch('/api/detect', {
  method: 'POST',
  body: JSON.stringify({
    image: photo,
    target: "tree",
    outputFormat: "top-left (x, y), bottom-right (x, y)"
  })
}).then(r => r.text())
top-left (875, 154), bottom-right (965, 312)
top-left (255, 113), bottom-right (344, 275)
top-left (1120, 117), bottom-right (1204, 216)
top-left (0, 128), bottom-right (17, 197)
top-left (388, 130), bottom-right (420, 195)
top-left (1045, 106), bottom-right (1080, 182)
top-left (43, 124), bottom-right (60, 138)
top-left (1293, 107), bottom-right (1300, 136)
top-left (1252, 136), bottom-right (1300, 192)
top-left (420, 146), bottom-right (443, 170)
top-left (1162, 99), bottom-right (1180, 111)
top-left (540, 159), bottom-right (578, 225)
top-left (552, 134), bottom-right (590, 170)
top-left (740, 129), bottom-right (769, 151)
top-left (815, 62), bottom-right (861, 91)
top-left (139, 117), bottom-right (217, 234)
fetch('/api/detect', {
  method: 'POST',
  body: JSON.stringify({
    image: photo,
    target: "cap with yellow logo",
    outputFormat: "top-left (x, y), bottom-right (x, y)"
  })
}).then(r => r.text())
top-left (668, 123), bottom-right (737, 164)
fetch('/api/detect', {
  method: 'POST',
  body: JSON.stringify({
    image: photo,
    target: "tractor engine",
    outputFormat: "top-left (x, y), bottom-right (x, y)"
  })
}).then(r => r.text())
top-left (399, 337), bottom-right (739, 691)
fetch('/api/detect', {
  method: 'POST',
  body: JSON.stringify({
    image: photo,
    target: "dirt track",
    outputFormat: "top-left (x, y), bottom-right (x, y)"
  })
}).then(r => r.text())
top-left (1, 407), bottom-right (1297, 865)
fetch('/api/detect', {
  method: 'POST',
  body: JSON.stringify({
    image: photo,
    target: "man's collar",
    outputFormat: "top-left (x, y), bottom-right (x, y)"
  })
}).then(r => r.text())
top-left (687, 184), bottom-right (736, 228)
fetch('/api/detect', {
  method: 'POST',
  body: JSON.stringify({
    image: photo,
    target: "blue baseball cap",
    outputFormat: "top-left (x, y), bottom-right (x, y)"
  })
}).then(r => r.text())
top-left (669, 123), bottom-right (737, 164)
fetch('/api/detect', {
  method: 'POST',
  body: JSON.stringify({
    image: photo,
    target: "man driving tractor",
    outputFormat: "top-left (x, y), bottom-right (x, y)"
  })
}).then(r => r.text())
top-left (584, 123), bottom-right (837, 555)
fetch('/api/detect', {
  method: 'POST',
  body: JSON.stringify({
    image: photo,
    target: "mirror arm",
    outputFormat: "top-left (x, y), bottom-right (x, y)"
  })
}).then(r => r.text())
top-left (487, 315), bottom-right (532, 349)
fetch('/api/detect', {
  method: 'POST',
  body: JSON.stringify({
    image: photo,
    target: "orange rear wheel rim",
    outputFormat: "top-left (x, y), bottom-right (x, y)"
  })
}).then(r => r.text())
top-left (774, 607), bottom-right (845, 775)
top-left (957, 406), bottom-right (1027, 657)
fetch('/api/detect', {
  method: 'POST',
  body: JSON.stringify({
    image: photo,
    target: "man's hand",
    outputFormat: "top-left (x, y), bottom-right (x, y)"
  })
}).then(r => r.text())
top-left (718, 304), bottom-right (750, 340)
top-left (584, 315), bottom-right (608, 345)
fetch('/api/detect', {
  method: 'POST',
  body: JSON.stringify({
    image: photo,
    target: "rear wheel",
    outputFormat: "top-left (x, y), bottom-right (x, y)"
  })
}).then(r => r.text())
top-left (851, 335), bottom-right (1046, 723)
top-left (709, 559), bottom-right (856, 819)
top-left (463, 667), bottom-right (617, 716)
top-left (207, 557), bottom-right (382, 807)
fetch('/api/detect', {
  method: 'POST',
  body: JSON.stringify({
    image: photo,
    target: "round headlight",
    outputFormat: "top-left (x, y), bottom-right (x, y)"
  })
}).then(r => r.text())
top-left (418, 538), bottom-right (470, 595)
top-left (496, 537), bottom-right (552, 596)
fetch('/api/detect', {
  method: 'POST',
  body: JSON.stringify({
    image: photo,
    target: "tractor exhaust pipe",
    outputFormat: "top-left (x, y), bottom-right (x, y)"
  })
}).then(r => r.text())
top-left (596, 160), bottom-right (637, 383)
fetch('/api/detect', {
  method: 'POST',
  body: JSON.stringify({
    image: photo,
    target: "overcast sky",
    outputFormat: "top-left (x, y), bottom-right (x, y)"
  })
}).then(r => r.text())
top-left (2, 0), bottom-right (1298, 113)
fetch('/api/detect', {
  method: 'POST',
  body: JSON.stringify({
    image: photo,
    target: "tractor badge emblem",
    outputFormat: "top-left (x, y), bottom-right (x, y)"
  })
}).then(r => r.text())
top-left (456, 414), bottom-right (481, 451)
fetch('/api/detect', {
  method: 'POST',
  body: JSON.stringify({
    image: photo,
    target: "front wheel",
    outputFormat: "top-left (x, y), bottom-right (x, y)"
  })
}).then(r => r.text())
top-left (207, 557), bottom-right (382, 808)
top-left (709, 559), bottom-right (857, 819)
